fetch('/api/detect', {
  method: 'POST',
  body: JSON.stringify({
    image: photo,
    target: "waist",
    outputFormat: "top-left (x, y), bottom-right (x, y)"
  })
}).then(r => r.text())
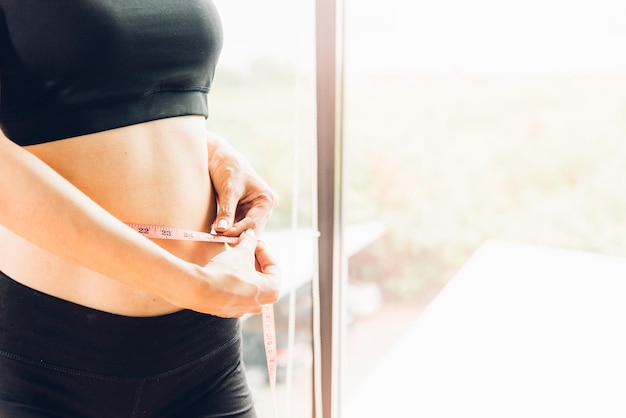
top-left (0, 116), bottom-right (224, 315)
top-left (24, 115), bottom-right (216, 229)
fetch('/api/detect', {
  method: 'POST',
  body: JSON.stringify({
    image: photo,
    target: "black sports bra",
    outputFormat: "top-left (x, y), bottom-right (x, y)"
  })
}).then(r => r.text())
top-left (0, 0), bottom-right (223, 146)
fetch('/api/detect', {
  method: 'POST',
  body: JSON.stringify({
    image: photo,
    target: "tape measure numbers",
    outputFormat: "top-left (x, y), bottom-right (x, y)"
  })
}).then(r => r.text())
top-left (262, 304), bottom-right (278, 403)
top-left (127, 223), bottom-right (278, 406)
top-left (126, 223), bottom-right (239, 244)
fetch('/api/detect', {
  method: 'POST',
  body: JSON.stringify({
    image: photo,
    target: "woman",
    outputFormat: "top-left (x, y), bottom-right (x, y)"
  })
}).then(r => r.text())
top-left (0, 1), bottom-right (280, 417)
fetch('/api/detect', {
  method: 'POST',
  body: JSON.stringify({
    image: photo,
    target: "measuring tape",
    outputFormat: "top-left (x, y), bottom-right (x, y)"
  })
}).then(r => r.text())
top-left (262, 303), bottom-right (278, 415)
top-left (125, 223), bottom-right (239, 244)
top-left (126, 222), bottom-right (278, 413)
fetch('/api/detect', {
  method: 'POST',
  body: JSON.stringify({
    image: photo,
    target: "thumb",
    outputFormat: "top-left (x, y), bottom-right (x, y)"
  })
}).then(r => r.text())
top-left (235, 229), bottom-right (257, 250)
top-left (214, 193), bottom-right (239, 233)
top-left (255, 240), bottom-right (280, 276)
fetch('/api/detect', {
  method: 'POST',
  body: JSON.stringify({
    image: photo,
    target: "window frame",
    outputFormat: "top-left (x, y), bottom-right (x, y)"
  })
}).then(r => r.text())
top-left (314, 0), bottom-right (345, 417)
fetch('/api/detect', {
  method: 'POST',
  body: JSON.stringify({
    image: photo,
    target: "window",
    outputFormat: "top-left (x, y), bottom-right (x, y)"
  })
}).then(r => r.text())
top-left (212, 1), bottom-right (626, 417)
top-left (342, 0), bottom-right (626, 416)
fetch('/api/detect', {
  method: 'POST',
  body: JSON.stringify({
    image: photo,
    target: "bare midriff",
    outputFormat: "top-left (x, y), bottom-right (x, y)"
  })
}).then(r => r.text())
top-left (0, 115), bottom-right (226, 316)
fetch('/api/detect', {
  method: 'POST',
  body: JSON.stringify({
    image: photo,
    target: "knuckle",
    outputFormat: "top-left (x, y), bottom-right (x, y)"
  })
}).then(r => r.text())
top-left (265, 189), bottom-right (279, 208)
top-left (254, 189), bottom-right (278, 208)
top-left (217, 206), bottom-right (234, 218)
top-left (245, 217), bottom-right (258, 231)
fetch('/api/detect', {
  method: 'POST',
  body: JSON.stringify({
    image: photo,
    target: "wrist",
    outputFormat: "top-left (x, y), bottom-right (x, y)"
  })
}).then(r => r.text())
top-left (149, 255), bottom-right (210, 310)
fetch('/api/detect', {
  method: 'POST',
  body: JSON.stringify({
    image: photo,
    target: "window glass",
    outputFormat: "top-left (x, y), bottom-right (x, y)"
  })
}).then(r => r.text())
top-left (342, 0), bottom-right (626, 413)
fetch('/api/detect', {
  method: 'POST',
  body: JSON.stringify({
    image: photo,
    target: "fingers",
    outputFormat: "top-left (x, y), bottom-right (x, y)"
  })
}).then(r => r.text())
top-left (255, 240), bottom-right (279, 275)
top-left (255, 240), bottom-right (281, 304)
top-left (227, 192), bottom-right (277, 235)
top-left (208, 132), bottom-right (277, 235)
top-left (228, 216), bottom-right (255, 236)
top-left (214, 187), bottom-right (278, 236)
top-left (214, 198), bottom-right (260, 235)
top-left (192, 231), bottom-right (279, 316)
top-left (213, 192), bottom-right (240, 233)
top-left (235, 229), bottom-right (257, 251)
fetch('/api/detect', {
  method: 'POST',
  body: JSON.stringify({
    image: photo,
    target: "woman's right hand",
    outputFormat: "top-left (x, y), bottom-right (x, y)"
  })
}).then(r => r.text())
top-left (188, 229), bottom-right (281, 318)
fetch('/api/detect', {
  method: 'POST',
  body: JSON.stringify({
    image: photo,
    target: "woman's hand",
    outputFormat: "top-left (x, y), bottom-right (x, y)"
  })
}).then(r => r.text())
top-left (206, 132), bottom-right (278, 236)
top-left (191, 229), bottom-right (281, 318)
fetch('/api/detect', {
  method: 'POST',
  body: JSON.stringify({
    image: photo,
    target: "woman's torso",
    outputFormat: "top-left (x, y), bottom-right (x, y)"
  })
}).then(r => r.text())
top-left (0, 116), bottom-right (227, 316)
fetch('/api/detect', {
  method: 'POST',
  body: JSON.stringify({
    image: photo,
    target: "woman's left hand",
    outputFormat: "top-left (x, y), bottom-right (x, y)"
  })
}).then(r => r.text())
top-left (206, 131), bottom-right (278, 237)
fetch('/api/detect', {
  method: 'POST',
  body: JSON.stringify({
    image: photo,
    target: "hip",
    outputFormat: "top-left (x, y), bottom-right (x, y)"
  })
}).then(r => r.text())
top-left (0, 271), bottom-right (255, 417)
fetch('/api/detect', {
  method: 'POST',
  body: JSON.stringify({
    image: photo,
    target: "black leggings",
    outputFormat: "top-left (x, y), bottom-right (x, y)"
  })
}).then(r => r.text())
top-left (0, 271), bottom-right (256, 418)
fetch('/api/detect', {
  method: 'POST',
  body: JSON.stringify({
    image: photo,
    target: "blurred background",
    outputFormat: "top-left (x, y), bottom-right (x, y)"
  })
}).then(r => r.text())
top-left (210, 0), bottom-right (626, 416)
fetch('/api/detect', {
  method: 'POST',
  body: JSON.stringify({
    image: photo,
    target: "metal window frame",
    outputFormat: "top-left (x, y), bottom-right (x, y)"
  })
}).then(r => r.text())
top-left (314, 0), bottom-right (344, 417)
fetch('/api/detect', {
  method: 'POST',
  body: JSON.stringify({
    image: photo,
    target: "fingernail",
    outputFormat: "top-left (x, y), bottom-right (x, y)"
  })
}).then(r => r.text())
top-left (217, 219), bottom-right (229, 230)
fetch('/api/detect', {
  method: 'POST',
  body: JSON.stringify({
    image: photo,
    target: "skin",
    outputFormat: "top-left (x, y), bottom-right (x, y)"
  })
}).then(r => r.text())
top-left (0, 115), bottom-right (280, 318)
top-left (207, 131), bottom-right (277, 237)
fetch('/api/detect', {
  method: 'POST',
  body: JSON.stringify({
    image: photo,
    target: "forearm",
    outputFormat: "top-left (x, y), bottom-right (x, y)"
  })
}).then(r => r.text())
top-left (0, 136), bottom-right (201, 306)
